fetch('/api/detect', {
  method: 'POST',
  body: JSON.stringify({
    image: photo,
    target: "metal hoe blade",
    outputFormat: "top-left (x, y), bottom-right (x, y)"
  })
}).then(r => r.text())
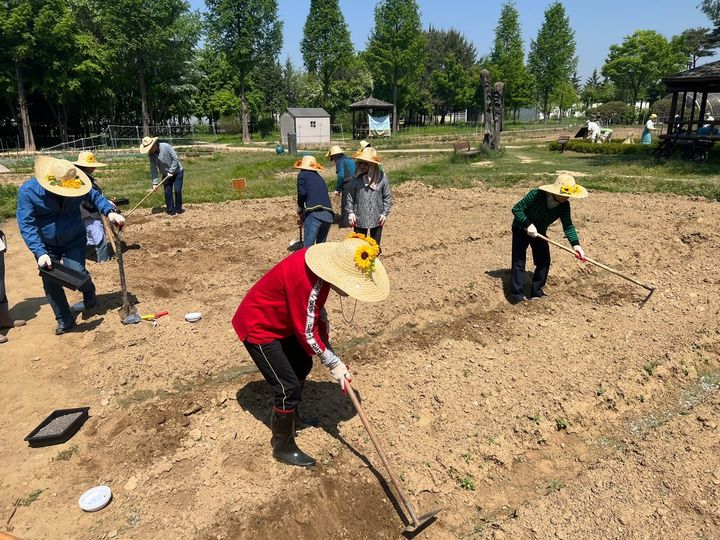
top-left (404, 509), bottom-right (441, 533)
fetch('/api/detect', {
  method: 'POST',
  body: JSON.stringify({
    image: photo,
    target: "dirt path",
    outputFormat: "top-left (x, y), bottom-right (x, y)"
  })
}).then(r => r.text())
top-left (1, 184), bottom-right (719, 539)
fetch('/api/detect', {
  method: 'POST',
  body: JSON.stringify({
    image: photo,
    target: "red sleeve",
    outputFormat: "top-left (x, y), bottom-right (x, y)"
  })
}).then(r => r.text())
top-left (285, 255), bottom-right (331, 358)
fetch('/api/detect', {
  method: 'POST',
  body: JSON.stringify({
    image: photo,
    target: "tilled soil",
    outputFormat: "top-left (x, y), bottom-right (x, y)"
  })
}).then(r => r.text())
top-left (1, 182), bottom-right (719, 539)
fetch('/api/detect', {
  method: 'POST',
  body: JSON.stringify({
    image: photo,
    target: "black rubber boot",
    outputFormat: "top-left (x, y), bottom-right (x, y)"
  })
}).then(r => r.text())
top-left (270, 409), bottom-right (316, 467)
top-left (295, 381), bottom-right (319, 430)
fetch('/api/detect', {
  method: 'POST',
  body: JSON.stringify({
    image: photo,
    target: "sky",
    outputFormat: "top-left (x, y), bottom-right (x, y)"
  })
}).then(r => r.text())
top-left (189, 1), bottom-right (712, 81)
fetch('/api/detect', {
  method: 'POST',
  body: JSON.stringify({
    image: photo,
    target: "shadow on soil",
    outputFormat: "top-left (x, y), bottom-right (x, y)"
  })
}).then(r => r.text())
top-left (486, 268), bottom-right (533, 303)
top-left (9, 295), bottom-right (45, 322)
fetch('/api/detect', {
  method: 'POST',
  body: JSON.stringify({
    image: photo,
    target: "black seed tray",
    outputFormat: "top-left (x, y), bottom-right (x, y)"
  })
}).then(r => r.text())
top-left (38, 260), bottom-right (92, 291)
top-left (24, 407), bottom-right (90, 447)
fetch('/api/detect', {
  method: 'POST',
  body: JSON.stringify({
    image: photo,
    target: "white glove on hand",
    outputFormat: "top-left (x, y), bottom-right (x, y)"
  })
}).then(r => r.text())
top-left (108, 212), bottom-right (125, 228)
top-left (378, 214), bottom-right (387, 226)
top-left (38, 254), bottom-right (52, 269)
top-left (330, 361), bottom-right (352, 390)
top-left (526, 223), bottom-right (538, 238)
top-left (348, 213), bottom-right (357, 226)
top-left (574, 245), bottom-right (587, 262)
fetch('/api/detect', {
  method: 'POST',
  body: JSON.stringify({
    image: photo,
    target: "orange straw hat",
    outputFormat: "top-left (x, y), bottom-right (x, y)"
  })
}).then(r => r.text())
top-left (293, 155), bottom-right (324, 171)
top-left (35, 155), bottom-right (91, 198)
top-left (139, 136), bottom-right (159, 154)
top-left (73, 151), bottom-right (107, 168)
top-left (539, 173), bottom-right (588, 199)
top-left (305, 234), bottom-right (389, 302)
top-left (353, 146), bottom-right (382, 164)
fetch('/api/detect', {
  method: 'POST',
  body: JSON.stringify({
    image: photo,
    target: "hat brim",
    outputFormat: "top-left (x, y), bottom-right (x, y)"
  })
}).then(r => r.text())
top-left (354, 156), bottom-right (382, 164)
top-left (35, 156), bottom-right (92, 198)
top-left (538, 183), bottom-right (588, 199)
top-left (293, 161), bottom-right (324, 171)
top-left (139, 137), bottom-right (159, 154)
top-left (74, 160), bottom-right (107, 168)
top-left (305, 243), bottom-right (389, 303)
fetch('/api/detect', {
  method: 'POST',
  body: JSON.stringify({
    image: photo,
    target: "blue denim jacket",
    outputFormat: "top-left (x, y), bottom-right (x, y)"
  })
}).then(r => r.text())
top-left (17, 177), bottom-right (115, 258)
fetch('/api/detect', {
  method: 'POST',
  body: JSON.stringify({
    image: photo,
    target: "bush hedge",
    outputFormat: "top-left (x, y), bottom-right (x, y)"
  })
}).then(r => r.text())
top-left (548, 139), bottom-right (658, 155)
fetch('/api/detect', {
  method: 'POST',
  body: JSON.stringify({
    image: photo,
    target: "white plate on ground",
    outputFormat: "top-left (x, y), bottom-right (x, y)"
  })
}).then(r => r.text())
top-left (78, 485), bottom-right (112, 512)
top-left (185, 312), bottom-right (202, 323)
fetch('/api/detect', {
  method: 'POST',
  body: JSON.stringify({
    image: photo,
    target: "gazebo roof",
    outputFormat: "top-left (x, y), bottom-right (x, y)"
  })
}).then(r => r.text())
top-left (663, 60), bottom-right (720, 91)
top-left (349, 96), bottom-right (394, 109)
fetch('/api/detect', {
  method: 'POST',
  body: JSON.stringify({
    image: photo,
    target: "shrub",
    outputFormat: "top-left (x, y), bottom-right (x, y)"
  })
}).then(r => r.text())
top-left (548, 139), bottom-right (658, 155)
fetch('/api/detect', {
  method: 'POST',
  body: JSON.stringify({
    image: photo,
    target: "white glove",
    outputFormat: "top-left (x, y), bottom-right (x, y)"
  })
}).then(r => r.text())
top-left (526, 223), bottom-right (538, 238)
top-left (574, 245), bottom-right (587, 262)
top-left (38, 254), bottom-right (52, 269)
top-left (348, 213), bottom-right (357, 226)
top-left (334, 191), bottom-right (341, 197)
top-left (108, 212), bottom-right (125, 228)
top-left (330, 361), bottom-right (352, 390)
top-left (378, 214), bottom-right (387, 226)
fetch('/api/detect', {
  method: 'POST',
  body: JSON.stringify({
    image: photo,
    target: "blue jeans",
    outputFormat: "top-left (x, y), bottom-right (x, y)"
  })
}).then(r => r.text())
top-left (164, 170), bottom-right (184, 214)
top-left (303, 213), bottom-right (331, 247)
top-left (95, 235), bottom-right (112, 262)
top-left (42, 243), bottom-right (96, 328)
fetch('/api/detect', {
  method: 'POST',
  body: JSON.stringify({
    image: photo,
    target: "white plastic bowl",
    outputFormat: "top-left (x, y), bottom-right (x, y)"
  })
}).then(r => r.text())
top-left (78, 485), bottom-right (112, 512)
top-left (184, 312), bottom-right (202, 323)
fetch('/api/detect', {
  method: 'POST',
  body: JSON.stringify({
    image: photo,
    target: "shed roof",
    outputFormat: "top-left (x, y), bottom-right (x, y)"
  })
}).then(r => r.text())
top-left (349, 96), bottom-right (394, 109)
top-left (285, 107), bottom-right (330, 118)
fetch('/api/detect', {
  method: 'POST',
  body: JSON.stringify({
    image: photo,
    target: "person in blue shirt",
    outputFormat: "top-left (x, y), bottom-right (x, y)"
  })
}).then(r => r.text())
top-left (294, 155), bottom-right (334, 247)
top-left (17, 156), bottom-right (125, 334)
top-left (326, 145), bottom-right (355, 228)
top-left (139, 136), bottom-right (185, 215)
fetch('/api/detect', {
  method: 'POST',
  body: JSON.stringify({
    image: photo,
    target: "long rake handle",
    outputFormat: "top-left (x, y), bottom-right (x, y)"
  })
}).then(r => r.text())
top-left (536, 233), bottom-right (655, 292)
top-left (125, 177), bottom-right (169, 218)
top-left (345, 381), bottom-right (420, 526)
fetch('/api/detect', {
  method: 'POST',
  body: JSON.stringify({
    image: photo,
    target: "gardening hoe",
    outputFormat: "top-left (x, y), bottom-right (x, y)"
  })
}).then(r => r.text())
top-left (345, 380), bottom-right (440, 533)
top-left (101, 215), bottom-right (141, 324)
top-left (288, 223), bottom-right (303, 252)
top-left (536, 233), bottom-right (656, 306)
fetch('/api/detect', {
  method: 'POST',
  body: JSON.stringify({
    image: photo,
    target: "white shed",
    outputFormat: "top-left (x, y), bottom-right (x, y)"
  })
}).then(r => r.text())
top-left (279, 108), bottom-right (331, 145)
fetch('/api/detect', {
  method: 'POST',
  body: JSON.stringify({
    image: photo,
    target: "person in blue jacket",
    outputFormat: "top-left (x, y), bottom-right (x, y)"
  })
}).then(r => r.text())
top-left (17, 156), bottom-right (126, 334)
top-left (294, 155), bottom-right (334, 247)
top-left (326, 146), bottom-right (355, 228)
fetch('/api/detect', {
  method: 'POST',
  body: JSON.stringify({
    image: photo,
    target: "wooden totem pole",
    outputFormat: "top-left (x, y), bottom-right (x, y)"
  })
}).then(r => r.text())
top-left (480, 70), bottom-right (506, 150)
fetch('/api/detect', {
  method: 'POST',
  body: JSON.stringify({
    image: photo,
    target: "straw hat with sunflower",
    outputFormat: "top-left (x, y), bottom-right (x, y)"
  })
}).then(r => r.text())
top-left (538, 173), bottom-right (588, 199)
top-left (35, 156), bottom-right (91, 198)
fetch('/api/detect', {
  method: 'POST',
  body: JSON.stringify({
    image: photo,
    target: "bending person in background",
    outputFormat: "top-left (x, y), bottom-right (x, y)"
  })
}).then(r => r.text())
top-left (327, 145), bottom-right (355, 228)
top-left (294, 155), bottom-right (334, 247)
top-left (346, 146), bottom-right (392, 248)
top-left (139, 136), bottom-right (185, 215)
top-left (586, 119), bottom-right (601, 143)
top-left (0, 226), bottom-right (27, 344)
top-left (74, 151), bottom-right (114, 262)
top-left (17, 156), bottom-right (125, 335)
top-left (232, 234), bottom-right (389, 467)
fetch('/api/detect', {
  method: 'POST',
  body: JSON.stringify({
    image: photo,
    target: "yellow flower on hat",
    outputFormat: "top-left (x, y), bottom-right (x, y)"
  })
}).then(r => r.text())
top-left (354, 245), bottom-right (375, 274)
top-left (346, 232), bottom-right (379, 258)
top-left (560, 184), bottom-right (582, 196)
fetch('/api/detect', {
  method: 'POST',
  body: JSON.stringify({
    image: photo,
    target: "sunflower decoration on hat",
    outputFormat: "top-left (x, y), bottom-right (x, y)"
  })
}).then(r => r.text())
top-left (35, 155), bottom-right (91, 197)
top-left (538, 173), bottom-right (588, 199)
top-left (346, 232), bottom-right (380, 274)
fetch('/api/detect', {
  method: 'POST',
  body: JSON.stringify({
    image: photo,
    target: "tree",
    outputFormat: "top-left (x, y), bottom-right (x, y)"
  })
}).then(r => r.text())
top-left (430, 56), bottom-right (475, 121)
top-left (489, 1), bottom-right (533, 119)
top-left (205, 0), bottom-right (283, 143)
top-left (676, 27), bottom-right (715, 68)
top-left (365, 0), bottom-right (425, 132)
top-left (602, 31), bottom-right (686, 110)
top-left (300, 0), bottom-right (353, 108)
top-left (527, 2), bottom-right (577, 121)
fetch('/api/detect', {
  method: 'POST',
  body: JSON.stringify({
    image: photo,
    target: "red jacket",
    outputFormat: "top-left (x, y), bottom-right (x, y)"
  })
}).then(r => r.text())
top-left (232, 248), bottom-right (331, 358)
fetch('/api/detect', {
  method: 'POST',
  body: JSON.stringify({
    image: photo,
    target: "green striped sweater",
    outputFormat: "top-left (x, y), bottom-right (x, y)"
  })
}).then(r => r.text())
top-left (512, 188), bottom-right (580, 246)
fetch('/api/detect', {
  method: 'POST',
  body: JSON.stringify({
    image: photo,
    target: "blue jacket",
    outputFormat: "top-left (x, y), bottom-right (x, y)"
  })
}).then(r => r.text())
top-left (334, 155), bottom-right (356, 192)
top-left (297, 170), bottom-right (333, 215)
top-left (17, 177), bottom-right (115, 258)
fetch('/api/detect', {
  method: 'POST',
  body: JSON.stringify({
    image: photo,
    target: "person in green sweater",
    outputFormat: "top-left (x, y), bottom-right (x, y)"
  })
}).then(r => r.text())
top-left (510, 174), bottom-right (588, 303)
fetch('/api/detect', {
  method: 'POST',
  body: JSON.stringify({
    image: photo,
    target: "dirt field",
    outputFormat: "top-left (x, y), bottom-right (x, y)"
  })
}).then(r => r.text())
top-left (1, 182), bottom-right (719, 539)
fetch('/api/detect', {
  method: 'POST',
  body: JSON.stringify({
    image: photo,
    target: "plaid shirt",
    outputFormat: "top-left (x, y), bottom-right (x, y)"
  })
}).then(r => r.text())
top-left (345, 172), bottom-right (392, 229)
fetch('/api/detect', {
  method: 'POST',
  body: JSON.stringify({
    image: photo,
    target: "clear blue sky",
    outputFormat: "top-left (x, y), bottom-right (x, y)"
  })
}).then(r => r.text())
top-left (189, 1), bottom-right (712, 81)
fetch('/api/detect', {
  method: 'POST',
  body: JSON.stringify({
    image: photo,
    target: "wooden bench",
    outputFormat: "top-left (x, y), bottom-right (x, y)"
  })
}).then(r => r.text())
top-left (453, 141), bottom-right (481, 157)
top-left (556, 135), bottom-right (570, 152)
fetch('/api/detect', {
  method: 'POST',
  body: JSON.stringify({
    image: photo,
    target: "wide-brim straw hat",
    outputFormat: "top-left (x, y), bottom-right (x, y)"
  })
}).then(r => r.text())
top-left (293, 155), bottom-right (324, 171)
top-left (649, 113), bottom-right (658, 119)
top-left (353, 146), bottom-right (382, 164)
top-left (326, 145), bottom-right (344, 158)
top-left (359, 140), bottom-right (371, 151)
top-left (35, 156), bottom-right (91, 198)
top-left (73, 151), bottom-right (107, 168)
top-left (305, 236), bottom-right (389, 303)
top-left (539, 173), bottom-right (588, 199)
top-left (139, 136), bottom-right (159, 154)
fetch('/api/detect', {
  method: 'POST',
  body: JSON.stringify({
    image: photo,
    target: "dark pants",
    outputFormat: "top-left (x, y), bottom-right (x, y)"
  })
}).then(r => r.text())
top-left (354, 225), bottom-right (383, 246)
top-left (164, 170), bottom-right (184, 214)
top-left (42, 243), bottom-right (96, 328)
top-left (243, 336), bottom-right (313, 411)
top-left (0, 250), bottom-right (7, 305)
top-left (510, 227), bottom-right (551, 301)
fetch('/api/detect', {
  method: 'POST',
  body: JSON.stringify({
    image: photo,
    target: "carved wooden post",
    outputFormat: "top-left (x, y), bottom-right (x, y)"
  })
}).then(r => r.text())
top-left (491, 82), bottom-right (505, 150)
top-left (481, 69), bottom-right (492, 147)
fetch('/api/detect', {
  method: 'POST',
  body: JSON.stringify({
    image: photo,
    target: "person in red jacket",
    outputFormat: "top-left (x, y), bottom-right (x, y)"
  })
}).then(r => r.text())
top-left (232, 233), bottom-right (389, 467)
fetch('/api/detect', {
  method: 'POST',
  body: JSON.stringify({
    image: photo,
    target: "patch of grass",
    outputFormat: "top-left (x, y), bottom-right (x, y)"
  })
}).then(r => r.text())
top-left (595, 385), bottom-right (606, 396)
top-left (459, 475), bottom-right (476, 491)
top-left (527, 412), bottom-right (541, 424)
top-left (55, 445), bottom-right (78, 461)
top-left (545, 479), bottom-right (563, 494)
top-left (19, 489), bottom-right (43, 506)
top-left (644, 361), bottom-right (659, 376)
top-left (555, 417), bottom-right (568, 431)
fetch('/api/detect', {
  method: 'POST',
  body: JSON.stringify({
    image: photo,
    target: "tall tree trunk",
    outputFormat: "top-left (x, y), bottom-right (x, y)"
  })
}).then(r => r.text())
top-left (392, 81), bottom-right (398, 133)
top-left (139, 69), bottom-right (150, 136)
top-left (241, 81), bottom-right (250, 144)
top-left (16, 63), bottom-right (35, 152)
top-left (543, 91), bottom-right (549, 123)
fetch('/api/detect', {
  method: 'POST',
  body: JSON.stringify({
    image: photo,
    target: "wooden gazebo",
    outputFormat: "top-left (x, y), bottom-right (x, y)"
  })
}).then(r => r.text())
top-left (349, 96), bottom-right (394, 139)
top-left (659, 61), bottom-right (720, 158)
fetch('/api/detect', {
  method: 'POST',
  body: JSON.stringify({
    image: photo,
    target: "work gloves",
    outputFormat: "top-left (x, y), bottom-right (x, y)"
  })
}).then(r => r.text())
top-left (330, 360), bottom-right (352, 391)
top-left (526, 223), bottom-right (538, 238)
top-left (108, 212), bottom-right (126, 228)
top-left (574, 245), bottom-right (587, 262)
top-left (37, 254), bottom-right (52, 269)
top-left (348, 213), bottom-right (357, 226)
